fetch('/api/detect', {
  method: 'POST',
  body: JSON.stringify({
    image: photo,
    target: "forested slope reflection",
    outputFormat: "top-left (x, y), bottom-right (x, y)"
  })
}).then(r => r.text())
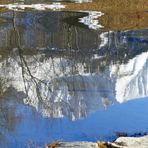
top-left (0, 11), bottom-right (148, 121)
top-left (0, 11), bottom-right (100, 52)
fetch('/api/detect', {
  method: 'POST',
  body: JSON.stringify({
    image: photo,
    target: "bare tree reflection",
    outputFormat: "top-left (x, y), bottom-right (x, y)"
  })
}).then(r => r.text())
top-left (0, 11), bottom-right (114, 122)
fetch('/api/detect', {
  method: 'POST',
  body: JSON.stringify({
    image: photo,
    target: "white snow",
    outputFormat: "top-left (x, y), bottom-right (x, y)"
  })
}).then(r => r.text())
top-left (79, 11), bottom-right (104, 30)
top-left (0, 3), bottom-right (65, 11)
top-left (72, 0), bottom-right (92, 3)
top-left (114, 136), bottom-right (148, 148)
top-left (111, 51), bottom-right (148, 103)
top-left (99, 32), bottom-right (109, 48)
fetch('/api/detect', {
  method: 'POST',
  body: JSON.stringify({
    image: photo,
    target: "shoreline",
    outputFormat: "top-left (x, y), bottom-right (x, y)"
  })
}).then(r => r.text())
top-left (46, 135), bottom-right (148, 148)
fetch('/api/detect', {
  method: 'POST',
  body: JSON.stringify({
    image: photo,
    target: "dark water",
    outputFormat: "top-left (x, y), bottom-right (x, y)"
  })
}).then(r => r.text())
top-left (0, 1), bottom-right (148, 147)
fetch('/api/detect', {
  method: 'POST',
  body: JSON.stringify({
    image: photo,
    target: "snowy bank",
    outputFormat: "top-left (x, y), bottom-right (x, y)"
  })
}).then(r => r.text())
top-left (45, 135), bottom-right (148, 148)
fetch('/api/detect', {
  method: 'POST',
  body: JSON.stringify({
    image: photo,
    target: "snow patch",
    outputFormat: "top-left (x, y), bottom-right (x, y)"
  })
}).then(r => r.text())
top-left (111, 52), bottom-right (148, 103)
top-left (79, 11), bottom-right (104, 30)
top-left (0, 3), bottom-right (65, 11)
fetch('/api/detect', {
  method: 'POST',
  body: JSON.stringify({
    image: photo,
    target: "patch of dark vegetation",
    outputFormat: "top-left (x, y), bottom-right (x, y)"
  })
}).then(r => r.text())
top-left (115, 131), bottom-right (148, 138)
top-left (130, 132), bottom-right (148, 137)
top-left (115, 132), bottom-right (128, 137)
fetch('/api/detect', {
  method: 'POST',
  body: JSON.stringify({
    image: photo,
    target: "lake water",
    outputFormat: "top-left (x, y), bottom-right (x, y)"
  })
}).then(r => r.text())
top-left (0, 0), bottom-right (148, 147)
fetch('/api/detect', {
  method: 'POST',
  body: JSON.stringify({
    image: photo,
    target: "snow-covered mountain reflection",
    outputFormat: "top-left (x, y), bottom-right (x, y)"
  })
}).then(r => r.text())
top-left (0, 10), bottom-right (148, 121)
top-left (1, 47), bottom-right (148, 120)
top-left (0, 52), bottom-right (116, 120)
top-left (111, 51), bottom-right (148, 103)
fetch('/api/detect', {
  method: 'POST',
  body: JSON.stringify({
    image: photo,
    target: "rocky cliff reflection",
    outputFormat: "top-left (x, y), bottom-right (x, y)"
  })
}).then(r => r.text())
top-left (0, 50), bottom-right (116, 121)
top-left (0, 11), bottom-right (148, 121)
top-left (1, 48), bottom-right (148, 121)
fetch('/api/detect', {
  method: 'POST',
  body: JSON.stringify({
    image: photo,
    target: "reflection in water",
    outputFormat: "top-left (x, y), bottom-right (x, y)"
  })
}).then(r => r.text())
top-left (0, 0), bottom-right (92, 4)
top-left (0, 88), bottom-right (23, 146)
top-left (1, 52), bottom-right (116, 120)
top-left (79, 11), bottom-right (104, 30)
top-left (0, 9), bottom-right (148, 147)
top-left (0, 3), bottom-right (65, 11)
top-left (1, 43), bottom-right (148, 120)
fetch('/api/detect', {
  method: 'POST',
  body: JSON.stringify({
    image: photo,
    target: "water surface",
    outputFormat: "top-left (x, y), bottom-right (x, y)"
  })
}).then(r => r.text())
top-left (0, 0), bottom-right (148, 147)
